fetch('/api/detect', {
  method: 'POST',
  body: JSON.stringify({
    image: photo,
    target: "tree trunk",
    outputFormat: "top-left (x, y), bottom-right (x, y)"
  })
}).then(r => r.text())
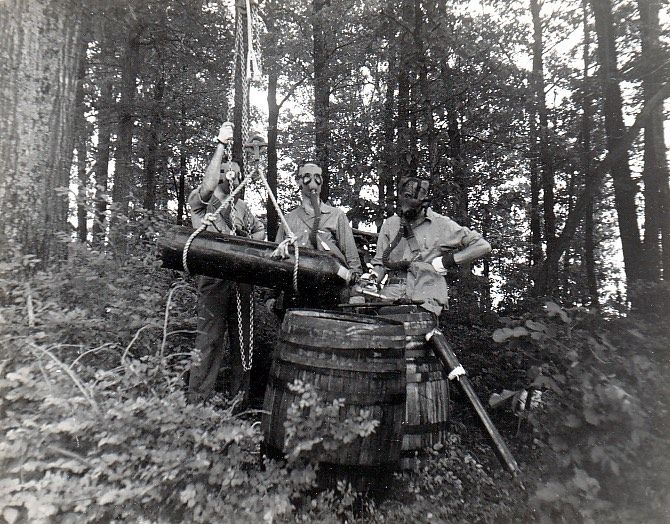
top-left (531, 0), bottom-right (557, 294)
top-left (529, 103), bottom-right (543, 284)
top-left (313, 0), bottom-right (331, 202)
top-left (590, 0), bottom-right (643, 287)
top-left (92, 71), bottom-right (113, 246)
top-left (266, 68), bottom-right (280, 241)
top-left (75, 35), bottom-right (88, 243)
top-left (0, 0), bottom-right (84, 263)
top-left (582, 0), bottom-right (599, 306)
top-left (447, 95), bottom-right (468, 226)
top-left (112, 20), bottom-right (143, 252)
top-left (380, 14), bottom-right (397, 225)
top-left (143, 70), bottom-right (165, 212)
top-left (396, 0), bottom-right (413, 181)
top-left (232, 6), bottom-right (245, 173)
top-left (638, 0), bottom-right (669, 280)
top-left (114, 21), bottom-right (142, 215)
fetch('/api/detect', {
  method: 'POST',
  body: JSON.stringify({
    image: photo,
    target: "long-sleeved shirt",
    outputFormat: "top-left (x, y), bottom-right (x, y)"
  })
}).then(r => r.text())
top-left (188, 187), bottom-right (265, 240)
top-left (371, 209), bottom-right (490, 276)
top-left (274, 203), bottom-right (362, 273)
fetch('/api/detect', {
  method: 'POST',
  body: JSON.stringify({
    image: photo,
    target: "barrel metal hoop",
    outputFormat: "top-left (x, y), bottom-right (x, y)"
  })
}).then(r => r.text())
top-left (277, 340), bottom-right (405, 361)
top-left (267, 377), bottom-right (406, 406)
top-left (402, 420), bottom-right (450, 435)
top-left (275, 351), bottom-right (404, 374)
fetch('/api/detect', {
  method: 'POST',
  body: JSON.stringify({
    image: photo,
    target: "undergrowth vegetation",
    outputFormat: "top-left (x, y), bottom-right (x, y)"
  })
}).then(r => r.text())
top-left (491, 294), bottom-right (670, 522)
top-left (1, 238), bottom-right (669, 523)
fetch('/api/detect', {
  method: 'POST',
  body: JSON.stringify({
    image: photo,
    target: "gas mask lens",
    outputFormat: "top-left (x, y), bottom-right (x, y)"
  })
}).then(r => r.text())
top-left (301, 172), bottom-right (322, 186)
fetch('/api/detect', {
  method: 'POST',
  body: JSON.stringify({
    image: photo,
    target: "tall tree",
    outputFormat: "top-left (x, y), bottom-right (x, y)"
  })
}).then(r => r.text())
top-left (0, 0), bottom-right (84, 263)
top-left (143, 67), bottom-right (165, 212)
top-left (581, 0), bottom-right (599, 306)
top-left (313, 0), bottom-right (332, 202)
top-left (113, 19), bottom-right (143, 241)
top-left (637, 0), bottom-right (669, 280)
top-left (75, 34), bottom-right (89, 243)
top-left (530, 0), bottom-right (558, 294)
top-left (590, 0), bottom-right (643, 287)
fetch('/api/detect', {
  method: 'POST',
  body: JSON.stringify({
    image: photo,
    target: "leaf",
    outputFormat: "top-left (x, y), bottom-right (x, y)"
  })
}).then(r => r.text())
top-left (563, 413), bottom-right (582, 428)
top-left (3, 508), bottom-right (19, 524)
top-left (583, 407), bottom-right (601, 426)
top-left (525, 319), bottom-right (546, 332)
top-left (545, 301), bottom-right (569, 323)
top-left (548, 435), bottom-right (568, 452)
top-left (532, 375), bottom-right (563, 394)
top-left (573, 468), bottom-right (600, 493)
top-left (534, 481), bottom-right (567, 503)
top-left (512, 326), bottom-right (529, 337)
top-left (492, 328), bottom-right (510, 343)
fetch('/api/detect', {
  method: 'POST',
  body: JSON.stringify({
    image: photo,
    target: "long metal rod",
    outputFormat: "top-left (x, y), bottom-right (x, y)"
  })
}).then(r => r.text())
top-left (428, 328), bottom-right (522, 481)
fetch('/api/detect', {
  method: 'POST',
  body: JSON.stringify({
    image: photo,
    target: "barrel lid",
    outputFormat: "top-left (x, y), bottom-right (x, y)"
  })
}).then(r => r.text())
top-left (282, 308), bottom-right (406, 343)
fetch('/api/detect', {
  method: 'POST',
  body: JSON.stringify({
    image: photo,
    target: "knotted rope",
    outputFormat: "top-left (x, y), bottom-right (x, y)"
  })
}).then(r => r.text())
top-left (182, 178), bottom-right (248, 276)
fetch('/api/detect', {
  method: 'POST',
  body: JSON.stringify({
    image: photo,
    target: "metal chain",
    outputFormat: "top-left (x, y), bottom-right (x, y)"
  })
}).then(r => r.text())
top-left (236, 285), bottom-right (254, 372)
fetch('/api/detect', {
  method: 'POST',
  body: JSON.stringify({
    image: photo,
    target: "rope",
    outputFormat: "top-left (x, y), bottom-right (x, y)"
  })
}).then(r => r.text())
top-left (182, 178), bottom-right (248, 276)
top-left (252, 160), bottom-right (300, 294)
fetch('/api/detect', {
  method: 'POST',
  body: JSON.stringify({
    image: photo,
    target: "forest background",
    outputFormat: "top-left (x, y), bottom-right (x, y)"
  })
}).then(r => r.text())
top-left (0, 0), bottom-right (669, 522)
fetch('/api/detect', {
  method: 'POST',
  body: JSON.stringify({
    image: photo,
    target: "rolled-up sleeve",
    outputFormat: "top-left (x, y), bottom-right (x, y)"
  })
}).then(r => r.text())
top-left (440, 218), bottom-right (491, 264)
top-left (188, 187), bottom-right (208, 228)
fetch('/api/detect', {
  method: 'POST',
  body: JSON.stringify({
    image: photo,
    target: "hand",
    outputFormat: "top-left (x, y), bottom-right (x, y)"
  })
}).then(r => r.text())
top-left (217, 122), bottom-right (234, 144)
top-left (431, 252), bottom-right (458, 275)
top-left (270, 242), bottom-right (291, 260)
top-left (357, 272), bottom-right (379, 292)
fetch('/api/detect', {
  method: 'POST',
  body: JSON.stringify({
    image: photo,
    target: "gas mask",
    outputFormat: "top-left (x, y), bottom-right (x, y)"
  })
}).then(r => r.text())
top-left (297, 163), bottom-right (324, 249)
top-left (297, 163), bottom-right (323, 211)
top-left (397, 177), bottom-right (430, 221)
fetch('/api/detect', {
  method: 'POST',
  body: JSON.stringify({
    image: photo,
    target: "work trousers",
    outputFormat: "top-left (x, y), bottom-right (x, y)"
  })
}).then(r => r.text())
top-left (188, 276), bottom-right (253, 403)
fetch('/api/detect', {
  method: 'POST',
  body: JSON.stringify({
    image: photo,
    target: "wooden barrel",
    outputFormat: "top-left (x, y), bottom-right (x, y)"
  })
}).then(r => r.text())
top-left (261, 309), bottom-right (406, 488)
top-left (378, 307), bottom-right (450, 466)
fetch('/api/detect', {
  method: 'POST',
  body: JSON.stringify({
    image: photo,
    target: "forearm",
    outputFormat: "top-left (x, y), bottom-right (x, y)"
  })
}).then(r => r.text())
top-left (199, 143), bottom-right (226, 202)
top-left (453, 238), bottom-right (491, 265)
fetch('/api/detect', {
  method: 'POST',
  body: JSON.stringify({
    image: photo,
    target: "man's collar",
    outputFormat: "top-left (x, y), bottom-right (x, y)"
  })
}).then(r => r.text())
top-left (301, 202), bottom-right (333, 216)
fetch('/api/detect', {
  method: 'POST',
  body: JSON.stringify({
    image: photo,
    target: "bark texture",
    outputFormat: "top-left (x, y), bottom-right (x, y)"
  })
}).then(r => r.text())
top-left (590, 0), bottom-right (643, 286)
top-left (0, 0), bottom-right (84, 263)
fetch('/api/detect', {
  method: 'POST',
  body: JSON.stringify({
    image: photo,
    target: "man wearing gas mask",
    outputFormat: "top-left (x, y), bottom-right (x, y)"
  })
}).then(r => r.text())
top-left (365, 176), bottom-right (491, 316)
top-left (187, 122), bottom-right (265, 404)
top-left (271, 162), bottom-right (362, 309)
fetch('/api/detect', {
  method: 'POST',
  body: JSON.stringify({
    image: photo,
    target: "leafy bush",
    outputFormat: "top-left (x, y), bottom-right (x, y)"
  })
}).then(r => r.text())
top-left (492, 301), bottom-right (670, 522)
top-left (282, 379), bottom-right (380, 465)
top-left (0, 244), bottom-right (392, 523)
